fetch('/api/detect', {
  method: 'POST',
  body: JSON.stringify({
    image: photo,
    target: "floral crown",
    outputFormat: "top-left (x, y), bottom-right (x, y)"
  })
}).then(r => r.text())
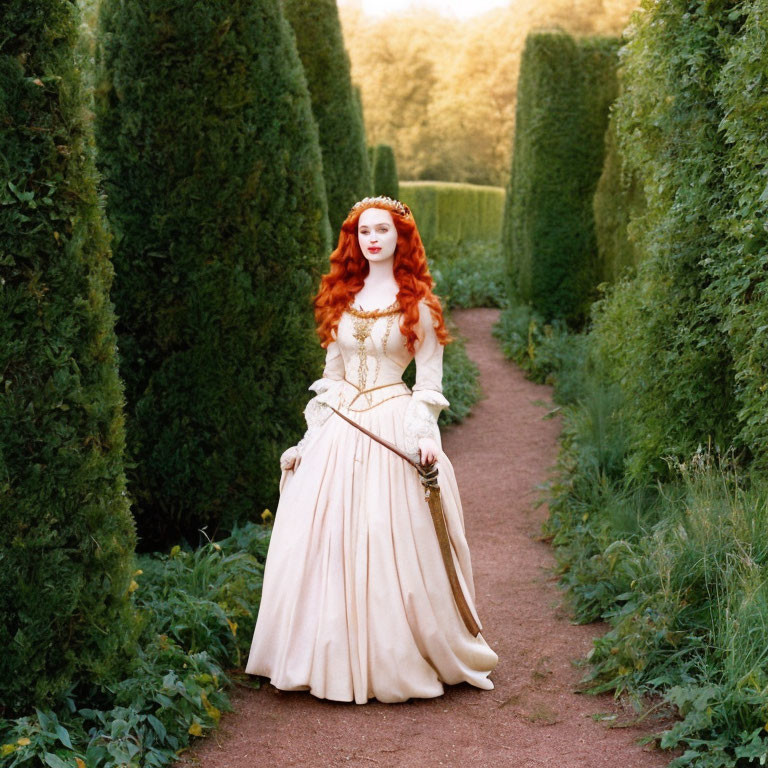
top-left (348, 195), bottom-right (412, 219)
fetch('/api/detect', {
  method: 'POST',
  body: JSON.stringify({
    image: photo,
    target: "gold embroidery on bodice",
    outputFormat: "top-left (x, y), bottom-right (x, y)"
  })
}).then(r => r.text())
top-left (345, 300), bottom-right (401, 407)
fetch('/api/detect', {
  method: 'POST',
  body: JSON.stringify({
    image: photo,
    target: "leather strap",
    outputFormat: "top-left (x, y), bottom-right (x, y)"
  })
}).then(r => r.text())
top-left (324, 404), bottom-right (482, 637)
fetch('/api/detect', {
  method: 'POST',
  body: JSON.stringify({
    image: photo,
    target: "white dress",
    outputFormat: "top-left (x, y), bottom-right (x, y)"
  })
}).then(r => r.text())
top-left (245, 298), bottom-right (498, 703)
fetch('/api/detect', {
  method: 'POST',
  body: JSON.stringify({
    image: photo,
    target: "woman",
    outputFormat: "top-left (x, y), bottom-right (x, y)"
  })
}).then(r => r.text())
top-left (245, 196), bottom-right (498, 704)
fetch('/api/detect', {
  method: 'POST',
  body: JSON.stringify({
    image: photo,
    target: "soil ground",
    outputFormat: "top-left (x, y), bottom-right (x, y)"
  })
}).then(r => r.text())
top-left (178, 307), bottom-right (676, 768)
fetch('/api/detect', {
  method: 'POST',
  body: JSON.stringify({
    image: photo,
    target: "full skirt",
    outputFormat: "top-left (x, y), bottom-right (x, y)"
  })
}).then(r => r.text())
top-left (245, 389), bottom-right (498, 704)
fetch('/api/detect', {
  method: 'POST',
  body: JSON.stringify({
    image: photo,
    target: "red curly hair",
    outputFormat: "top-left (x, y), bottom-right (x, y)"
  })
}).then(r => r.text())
top-left (314, 200), bottom-right (451, 354)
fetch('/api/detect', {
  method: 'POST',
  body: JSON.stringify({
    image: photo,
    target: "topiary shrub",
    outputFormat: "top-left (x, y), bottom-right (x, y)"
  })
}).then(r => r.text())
top-left (0, 0), bottom-right (138, 715)
top-left (284, 0), bottom-right (372, 235)
top-left (502, 31), bottom-right (620, 327)
top-left (593, 103), bottom-right (645, 285)
top-left (95, 0), bottom-right (331, 550)
top-left (399, 180), bottom-right (505, 248)
top-left (371, 143), bottom-right (399, 199)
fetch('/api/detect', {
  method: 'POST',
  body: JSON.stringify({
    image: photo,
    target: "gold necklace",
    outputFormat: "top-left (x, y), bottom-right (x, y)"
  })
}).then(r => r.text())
top-left (346, 299), bottom-right (400, 319)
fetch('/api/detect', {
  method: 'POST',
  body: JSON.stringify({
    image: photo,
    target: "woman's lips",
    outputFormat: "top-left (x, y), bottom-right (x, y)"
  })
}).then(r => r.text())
top-left (368, 247), bottom-right (381, 252)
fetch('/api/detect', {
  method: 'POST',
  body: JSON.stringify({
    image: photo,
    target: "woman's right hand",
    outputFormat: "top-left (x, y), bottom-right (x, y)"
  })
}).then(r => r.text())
top-left (279, 445), bottom-right (301, 471)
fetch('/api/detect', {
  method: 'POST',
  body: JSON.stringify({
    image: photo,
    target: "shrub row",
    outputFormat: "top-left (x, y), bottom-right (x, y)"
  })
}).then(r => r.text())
top-left (399, 180), bottom-right (505, 248)
top-left (590, 0), bottom-right (768, 480)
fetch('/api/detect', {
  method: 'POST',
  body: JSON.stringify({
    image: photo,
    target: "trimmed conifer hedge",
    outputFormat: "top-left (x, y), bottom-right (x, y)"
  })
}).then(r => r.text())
top-left (371, 144), bottom-right (399, 199)
top-left (0, 0), bottom-right (138, 714)
top-left (95, 0), bottom-right (331, 550)
top-left (399, 181), bottom-right (505, 247)
top-left (502, 31), bottom-right (620, 327)
top-left (283, 0), bottom-right (372, 236)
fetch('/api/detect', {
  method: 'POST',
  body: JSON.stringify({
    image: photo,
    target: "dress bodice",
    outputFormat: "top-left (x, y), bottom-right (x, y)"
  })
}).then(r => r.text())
top-left (321, 298), bottom-right (446, 399)
top-left (297, 297), bottom-right (450, 458)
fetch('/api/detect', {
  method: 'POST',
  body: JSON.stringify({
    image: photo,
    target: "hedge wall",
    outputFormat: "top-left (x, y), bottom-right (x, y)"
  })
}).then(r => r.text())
top-left (284, 0), bottom-right (372, 236)
top-left (502, 31), bottom-right (620, 327)
top-left (95, 0), bottom-right (331, 550)
top-left (589, 0), bottom-right (762, 479)
top-left (399, 181), bottom-right (505, 247)
top-left (593, 104), bottom-right (645, 284)
top-left (371, 143), bottom-right (399, 199)
top-left (0, 0), bottom-right (138, 714)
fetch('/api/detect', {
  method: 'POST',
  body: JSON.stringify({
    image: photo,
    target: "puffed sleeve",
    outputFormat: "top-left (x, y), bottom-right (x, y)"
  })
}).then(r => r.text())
top-left (307, 334), bottom-right (345, 395)
top-left (403, 300), bottom-right (450, 457)
top-left (279, 336), bottom-right (346, 490)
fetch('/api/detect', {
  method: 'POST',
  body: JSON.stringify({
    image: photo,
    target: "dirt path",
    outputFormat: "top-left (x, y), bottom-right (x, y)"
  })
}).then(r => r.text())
top-left (178, 307), bottom-right (671, 768)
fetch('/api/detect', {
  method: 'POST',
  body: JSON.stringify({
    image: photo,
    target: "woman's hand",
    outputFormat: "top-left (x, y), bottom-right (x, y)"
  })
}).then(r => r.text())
top-left (280, 445), bottom-right (301, 471)
top-left (417, 437), bottom-right (440, 466)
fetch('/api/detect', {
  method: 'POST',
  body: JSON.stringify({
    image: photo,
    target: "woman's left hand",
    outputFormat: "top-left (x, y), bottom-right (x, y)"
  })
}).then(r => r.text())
top-left (417, 437), bottom-right (440, 466)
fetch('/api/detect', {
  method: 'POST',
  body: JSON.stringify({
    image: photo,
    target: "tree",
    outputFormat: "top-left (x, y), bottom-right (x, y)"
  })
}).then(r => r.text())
top-left (0, 0), bottom-right (138, 714)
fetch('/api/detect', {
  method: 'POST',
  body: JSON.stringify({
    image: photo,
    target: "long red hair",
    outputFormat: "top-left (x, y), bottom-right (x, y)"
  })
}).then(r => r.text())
top-left (314, 200), bottom-right (451, 354)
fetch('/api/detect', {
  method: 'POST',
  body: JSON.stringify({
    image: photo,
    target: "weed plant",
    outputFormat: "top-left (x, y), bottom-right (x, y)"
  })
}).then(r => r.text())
top-left (0, 521), bottom-right (272, 768)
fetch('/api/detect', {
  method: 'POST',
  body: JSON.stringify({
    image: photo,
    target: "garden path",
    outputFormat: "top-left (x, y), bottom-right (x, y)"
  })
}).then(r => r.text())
top-left (178, 307), bottom-right (672, 768)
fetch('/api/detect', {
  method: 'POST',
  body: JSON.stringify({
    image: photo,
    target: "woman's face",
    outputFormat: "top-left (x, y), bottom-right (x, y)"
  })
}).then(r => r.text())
top-left (357, 208), bottom-right (397, 262)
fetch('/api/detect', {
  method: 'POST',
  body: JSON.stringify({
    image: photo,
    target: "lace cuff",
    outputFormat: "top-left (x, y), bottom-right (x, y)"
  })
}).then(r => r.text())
top-left (403, 390), bottom-right (451, 457)
top-left (308, 377), bottom-right (337, 395)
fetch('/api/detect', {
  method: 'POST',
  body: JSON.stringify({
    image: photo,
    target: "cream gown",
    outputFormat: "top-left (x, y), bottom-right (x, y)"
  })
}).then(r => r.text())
top-left (245, 298), bottom-right (498, 703)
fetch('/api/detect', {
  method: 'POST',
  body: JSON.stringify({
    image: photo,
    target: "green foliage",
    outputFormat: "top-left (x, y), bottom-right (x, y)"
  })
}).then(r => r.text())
top-left (400, 181), bottom-right (505, 249)
top-left (371, 143), bottom-right (399, 199)
top-left (589, 0), bottom-right (764, 481)
top-left (493, 304), bottom-right (590, 406)
top-left (284, 0), bottom-right (372, 235)
top-left (430, 240), bottom-right (507, 310)
top-left (0, 0), bottom-right (138, 715)
top-left (502, 31), bottom-right (620, 327)
top-left (94, 0), bottom-right (331, 550)
top-left (0, 521), bottom-right (272, 768)
top-left (593, 106), bottom-right (645, 284)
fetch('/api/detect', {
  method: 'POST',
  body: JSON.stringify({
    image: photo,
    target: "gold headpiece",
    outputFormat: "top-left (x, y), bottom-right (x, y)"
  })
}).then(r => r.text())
top-left (348, 196), bottom-right (412, 219)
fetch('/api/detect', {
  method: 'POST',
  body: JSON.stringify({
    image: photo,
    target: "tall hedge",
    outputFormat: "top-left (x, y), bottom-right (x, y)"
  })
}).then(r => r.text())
top-left (371, 143), bottom-right (399, 199)
top-left (0, 0), bottom-right (138, 714)
top-left (95, 0), bottom-right (331, 550)
top-left (283, 0), bottom-right (372, 236)
top-left (502, 32), bottom-right (620, 327)
top-left (590, 0), bottom-right (768, 479)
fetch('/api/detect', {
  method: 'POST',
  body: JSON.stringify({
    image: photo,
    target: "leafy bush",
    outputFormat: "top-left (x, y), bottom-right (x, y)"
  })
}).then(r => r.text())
top-left (593, 104), bottom-right (645, 284)
top-left (430, 240), bottom-right (507, 310)
top-left (0, 521), bottom-right (272, 768)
